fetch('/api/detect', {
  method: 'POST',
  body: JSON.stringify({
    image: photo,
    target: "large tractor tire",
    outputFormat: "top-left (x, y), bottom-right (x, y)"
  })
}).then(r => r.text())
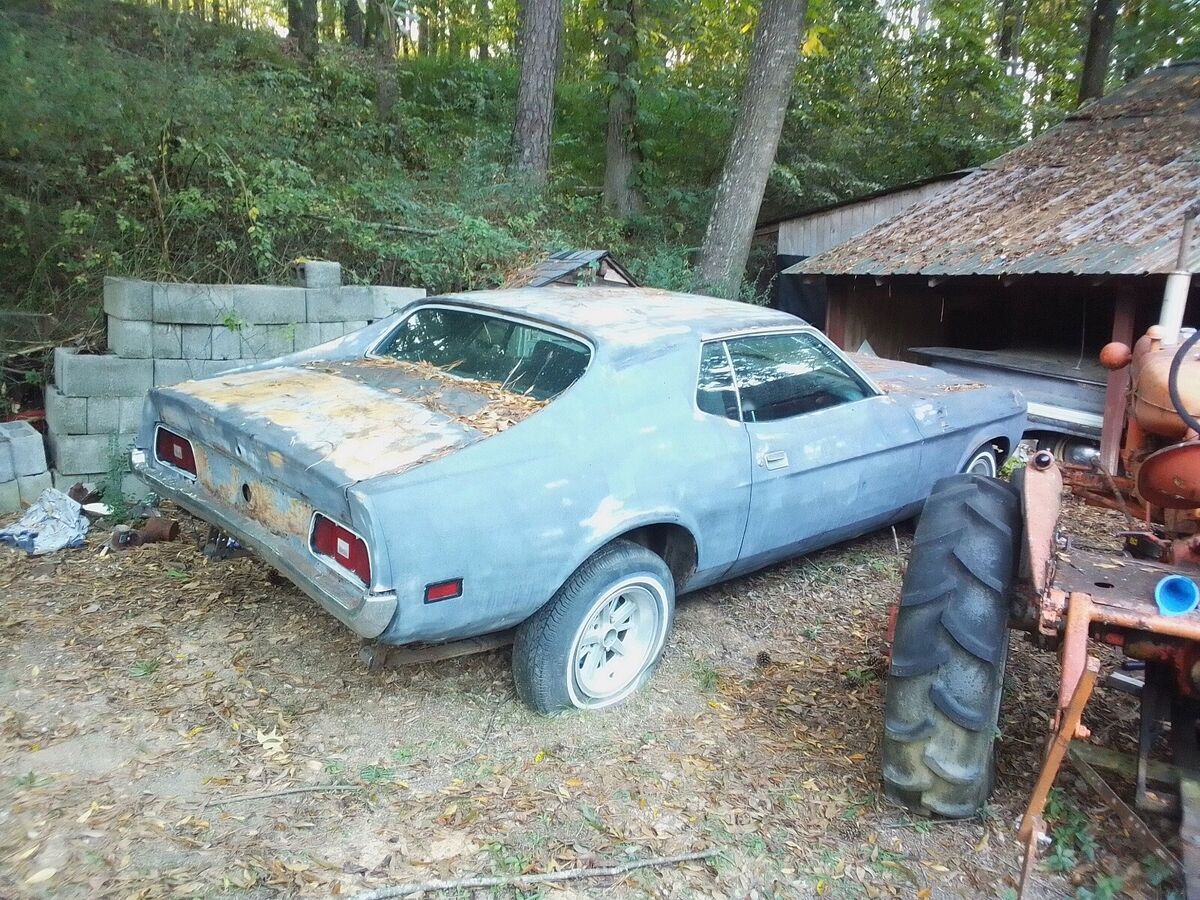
top-left (882, 474), bottom-right (1022, 817)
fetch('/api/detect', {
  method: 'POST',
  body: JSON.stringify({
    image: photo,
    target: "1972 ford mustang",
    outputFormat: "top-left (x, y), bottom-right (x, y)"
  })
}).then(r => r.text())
top-left (131, 287), bottom-right (1026, 713)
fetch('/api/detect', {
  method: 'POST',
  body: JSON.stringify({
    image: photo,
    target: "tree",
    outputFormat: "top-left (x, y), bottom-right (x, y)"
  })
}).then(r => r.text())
top-left (288, 0), bottom-right (320, 62)
top-left (696, 0), bottom-right (807, 297)
top-left (997, 0), bottom-right (1024, 73)
top-left (1079, 0), bottom-right (1118, 104)
top-left (477, 0), bottom-right (491, 59)
top-left (344, 0), bottom-right (364, 46)
top-left (511, 0), bottom-right (564, 184)
top-left (602, 0), bottom-right (642, 216)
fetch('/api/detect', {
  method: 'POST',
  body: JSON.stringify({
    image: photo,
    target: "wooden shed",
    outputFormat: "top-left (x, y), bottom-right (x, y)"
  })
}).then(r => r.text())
top-left (755, 170), bottom-right (971, 323)
top-left (783, 60), bottom-right (1200, 471)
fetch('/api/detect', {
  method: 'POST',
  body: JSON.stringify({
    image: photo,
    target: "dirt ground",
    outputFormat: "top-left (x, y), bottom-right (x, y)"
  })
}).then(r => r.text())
top-left (0, 494), bottom-right (1182, 898)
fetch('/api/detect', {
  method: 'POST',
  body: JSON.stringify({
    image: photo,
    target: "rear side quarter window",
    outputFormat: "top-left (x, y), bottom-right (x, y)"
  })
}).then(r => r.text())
top-left (696, 342), bottom-right (740, 420)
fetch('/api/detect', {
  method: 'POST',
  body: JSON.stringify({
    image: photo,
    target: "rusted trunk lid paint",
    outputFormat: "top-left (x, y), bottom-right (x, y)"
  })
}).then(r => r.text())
top-left (151, 365), bottom-right (487, 525)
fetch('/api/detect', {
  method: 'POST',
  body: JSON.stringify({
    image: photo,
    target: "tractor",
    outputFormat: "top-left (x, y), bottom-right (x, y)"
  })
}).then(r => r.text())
top-left (882, 203), bottom-right (1200, 894)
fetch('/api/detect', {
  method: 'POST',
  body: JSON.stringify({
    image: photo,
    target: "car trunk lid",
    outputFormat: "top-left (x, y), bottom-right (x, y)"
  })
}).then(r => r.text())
top-left (150, 361), bottom-right (507, 522)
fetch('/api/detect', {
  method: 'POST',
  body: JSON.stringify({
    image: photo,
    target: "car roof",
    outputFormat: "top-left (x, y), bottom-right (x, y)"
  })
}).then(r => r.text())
top-left (437, 285), bottom-right (805, 346)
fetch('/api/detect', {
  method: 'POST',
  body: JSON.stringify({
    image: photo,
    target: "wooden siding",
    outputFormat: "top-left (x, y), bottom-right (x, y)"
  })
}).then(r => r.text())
top-left (778, 180), bottom-right (958, 258)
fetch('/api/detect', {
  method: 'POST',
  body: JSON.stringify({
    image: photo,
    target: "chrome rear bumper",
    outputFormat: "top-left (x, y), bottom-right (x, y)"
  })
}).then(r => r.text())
top-left (131, 450), bottom-right (398, 639)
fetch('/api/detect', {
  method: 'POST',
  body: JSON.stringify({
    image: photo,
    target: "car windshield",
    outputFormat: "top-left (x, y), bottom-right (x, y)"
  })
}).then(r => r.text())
top-left (375, 306), bottom-right (591, 401)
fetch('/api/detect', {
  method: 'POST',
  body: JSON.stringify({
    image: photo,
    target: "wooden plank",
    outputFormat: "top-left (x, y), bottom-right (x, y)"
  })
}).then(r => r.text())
top-left (1100, 289), bottom-right (1136, 475)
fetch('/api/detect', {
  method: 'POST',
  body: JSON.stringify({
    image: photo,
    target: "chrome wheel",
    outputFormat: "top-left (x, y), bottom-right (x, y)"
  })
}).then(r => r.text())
top-left (567, 575), bottom-right (669, 708)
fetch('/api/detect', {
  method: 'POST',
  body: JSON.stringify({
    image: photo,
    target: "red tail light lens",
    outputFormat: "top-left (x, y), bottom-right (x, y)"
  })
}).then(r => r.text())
top-left (155, 426), bottom-right (197, 477)
top-left (310, 514), bottom-right (371, 587)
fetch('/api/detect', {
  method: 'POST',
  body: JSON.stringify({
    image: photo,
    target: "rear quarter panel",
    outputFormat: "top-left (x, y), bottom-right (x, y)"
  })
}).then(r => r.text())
top-left (363, 340), bottom-right (753, 646)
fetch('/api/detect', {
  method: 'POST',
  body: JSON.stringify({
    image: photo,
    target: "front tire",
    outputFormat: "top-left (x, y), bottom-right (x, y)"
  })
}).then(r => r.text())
top-left (882, 474), bottom-right (1021, 817)
top-left (962, 444), bottom-right (999, 477)
top-left (513, 540), bottom-right (675, 714)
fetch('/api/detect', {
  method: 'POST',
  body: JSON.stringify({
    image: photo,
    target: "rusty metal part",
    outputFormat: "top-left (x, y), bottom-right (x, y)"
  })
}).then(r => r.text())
top-left (109, 517), bottom-right (180, 551)
top-left (66, 482), bottom-right (101, 505)
top-left (1100, 342), bottom-right (1133, 371)
top-left (1038, 588), bottom-right (1068, 640)
top-left (1053, 548), bottom-right (1200, 644)
top-left (1138, 441), bottom-right (1200, 510)
top-left (1017, 816), bottom-right (1044, 898)
top-left (1018, 657), bottom-right (1100, 846)
top-left (1022, 453), bottom-right (1063, 596)
top-left (360, 629), bottom-right (516, 674)
top-left (1172, 696), bottom-right (1200, 895)
top-left (1068, 743), bottom-right (1181, 877)
top-left (1130, 330), bottom-right (1200, 442)
top-left (1057, 593), bottom-right (1094, 737)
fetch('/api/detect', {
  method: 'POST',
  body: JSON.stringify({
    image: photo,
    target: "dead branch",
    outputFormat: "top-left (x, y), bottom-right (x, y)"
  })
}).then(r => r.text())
top-left (208, 784), bottom-right (362, 806)
top-left (349, 849), bottom-right (718, 899)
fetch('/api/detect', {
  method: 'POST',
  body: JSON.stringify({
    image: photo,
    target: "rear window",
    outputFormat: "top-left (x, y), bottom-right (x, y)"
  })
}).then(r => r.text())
top-left (374, 306), bottom-right (591, 401)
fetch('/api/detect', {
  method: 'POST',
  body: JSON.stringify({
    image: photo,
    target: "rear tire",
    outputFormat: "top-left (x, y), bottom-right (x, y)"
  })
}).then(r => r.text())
top-left (882, 474), bottom-right (1021, 817)
top-left (513, 540), bottom-right (674, 715)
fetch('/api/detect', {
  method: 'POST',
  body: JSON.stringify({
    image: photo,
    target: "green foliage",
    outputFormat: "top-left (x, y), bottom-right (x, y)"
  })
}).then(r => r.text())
top-left (1, 0), bottom-right (1195, 340)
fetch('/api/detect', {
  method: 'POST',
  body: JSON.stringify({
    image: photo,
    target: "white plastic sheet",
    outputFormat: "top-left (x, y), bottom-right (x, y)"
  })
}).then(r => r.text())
top-left (0, 488), bottom-right (90, 555)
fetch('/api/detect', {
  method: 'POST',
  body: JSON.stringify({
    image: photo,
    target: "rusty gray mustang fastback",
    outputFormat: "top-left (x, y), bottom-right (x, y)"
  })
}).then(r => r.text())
top-left (131, 286), bottom-right (1026, 713)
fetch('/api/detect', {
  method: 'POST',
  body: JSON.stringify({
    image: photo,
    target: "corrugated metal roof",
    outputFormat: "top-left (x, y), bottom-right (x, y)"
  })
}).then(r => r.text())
top-left (506, 250), bottom-right (638, 288)
top-left (787, 61), bottom-right (1200, 277)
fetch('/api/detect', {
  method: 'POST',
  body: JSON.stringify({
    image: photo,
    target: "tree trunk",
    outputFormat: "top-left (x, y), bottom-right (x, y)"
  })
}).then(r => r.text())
top-left (997, 0), bottom-right (1024, 72)
top-left (477, 0), bottom-right (490, 59)
top-left (344, 0), bottom-right (364, 45)
top-left (211, 0), bottom-right (220, 24)
top-left (511, 0), bottom-right (563, 184)
top-left (289, 0), bottom-right (320, 62)
top-left (1078, 0), bottom-right (1118, 105)
top-left (602, 0), bottom-right (641, 217)
top-left (696, 0), bottom-right (807, 298)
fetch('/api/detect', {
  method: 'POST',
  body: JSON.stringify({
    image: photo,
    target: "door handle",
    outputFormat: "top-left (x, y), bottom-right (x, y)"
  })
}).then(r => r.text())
top-left (759, 450), bottom-right (789, 470)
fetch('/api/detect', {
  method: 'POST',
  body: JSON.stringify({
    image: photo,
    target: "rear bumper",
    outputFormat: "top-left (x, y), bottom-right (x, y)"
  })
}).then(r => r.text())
top-left (130, 450), bottom-right (398, 640)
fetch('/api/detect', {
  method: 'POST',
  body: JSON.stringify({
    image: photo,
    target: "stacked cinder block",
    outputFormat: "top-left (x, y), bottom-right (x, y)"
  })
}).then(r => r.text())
top-left (43, 262), bottom-right (425, 496)
top-left (0, 421), bottom-right (52, 514)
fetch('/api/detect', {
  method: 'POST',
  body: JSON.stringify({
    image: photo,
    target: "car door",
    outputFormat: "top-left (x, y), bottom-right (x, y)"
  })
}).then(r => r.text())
top-left (722, 329), bottom-right (925, 575)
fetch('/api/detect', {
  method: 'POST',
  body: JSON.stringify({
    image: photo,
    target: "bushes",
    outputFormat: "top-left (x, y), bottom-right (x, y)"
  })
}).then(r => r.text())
top-left (0, 1), bottom-right (715, 344)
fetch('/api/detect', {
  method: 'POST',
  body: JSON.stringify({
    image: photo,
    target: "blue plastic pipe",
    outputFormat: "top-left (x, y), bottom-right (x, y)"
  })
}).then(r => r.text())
top-left (1155, 574), bottom-right (1200, 617)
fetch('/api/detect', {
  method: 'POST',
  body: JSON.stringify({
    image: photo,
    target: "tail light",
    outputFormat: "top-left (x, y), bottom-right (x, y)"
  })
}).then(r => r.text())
top-left (310, 514), bottom-right (371, 587)
top-left (155, 426), bottom-right (197, 477)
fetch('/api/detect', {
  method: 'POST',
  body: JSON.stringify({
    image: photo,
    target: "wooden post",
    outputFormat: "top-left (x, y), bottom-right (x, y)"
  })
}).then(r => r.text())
top-left (1100, 287), bottom-right (1136, 475)
top-left (826, 279), bottom-right (847, 348)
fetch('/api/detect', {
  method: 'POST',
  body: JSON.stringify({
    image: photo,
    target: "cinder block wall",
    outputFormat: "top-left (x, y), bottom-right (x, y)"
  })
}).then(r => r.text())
top-left (43, 262), bottom-right (425, 497)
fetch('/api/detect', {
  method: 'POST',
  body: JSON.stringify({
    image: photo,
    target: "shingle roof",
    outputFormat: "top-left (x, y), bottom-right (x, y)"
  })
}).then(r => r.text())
top-left (786, 61), bottom-right (1200, 277)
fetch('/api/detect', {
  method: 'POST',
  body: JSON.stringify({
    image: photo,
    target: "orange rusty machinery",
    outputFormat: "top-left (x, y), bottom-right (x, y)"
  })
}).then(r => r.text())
top-left (1013, 203), bottom-right (1200, 894)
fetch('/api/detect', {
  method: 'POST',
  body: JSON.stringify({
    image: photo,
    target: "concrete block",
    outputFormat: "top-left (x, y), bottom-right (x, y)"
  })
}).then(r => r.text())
top-left (107, 316), bottom-right (153, 358)
top-left (370, 286), bottom-right (426, 321)
top-left (47, 432), bottom-right (134, 476)
top-left (0, 479), bottom-right (19, 515)
top-left (318, 321), bottom-right (345, 343)
top-left (154, 358), bottom-right (239, 387)
top-left (181, 325), bottom-right (212, 360)
top-left (212, 325), bottom-right (242, 360)
top-left (153, 323), bottom-right (183, 359)
top-left (0, 444), bottom-right (12, 482)
top-left (293, 322), bottom-right (323, 351)
top-left (295, 260), bottom-right (342, 288)
top-left (0, 421), bottom-right (47, 476)
top-left (86, 396), bottom-right (121, 434)
top-left (240, 324), bottom-right (294, 360)
top-left (118, 396), bottom-right (146, 434)
top-left (17, 470), bottom-right (52, 506)
top-left (344, 320), bottom-right (369, 336)
top-left (50, 469), bottom-right (100, 493)
top-left (307, 286), bottom-right (373, 322)
top-left (54, 349), bottom-right (153, 398)
top-left (153, 283), bottom-right (306, 325)
top-left (44, 386), bottom-right (88, 436)
top-left (103, 277), bottom-right (153, 320)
